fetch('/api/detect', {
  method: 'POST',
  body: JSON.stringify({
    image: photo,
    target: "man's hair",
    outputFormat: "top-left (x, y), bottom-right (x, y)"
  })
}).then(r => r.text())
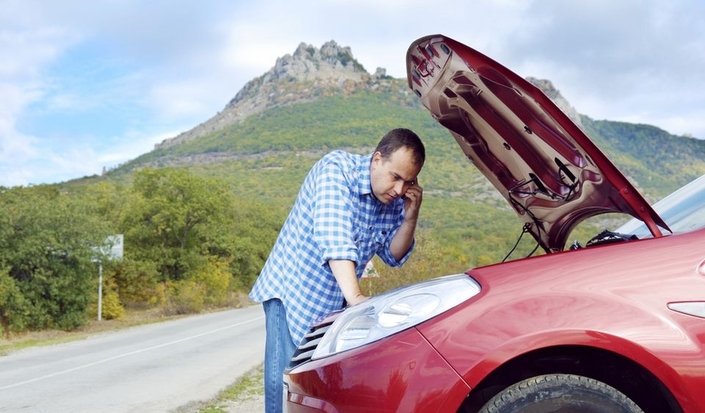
top-left (375, 128), bottom-right (425, 167)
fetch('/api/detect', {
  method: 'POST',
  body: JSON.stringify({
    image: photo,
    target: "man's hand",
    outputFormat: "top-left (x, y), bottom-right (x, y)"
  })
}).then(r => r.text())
top-left (403, 180), bottom-right (423, 223)
top-left (347, 294), bottom-right (369, 306)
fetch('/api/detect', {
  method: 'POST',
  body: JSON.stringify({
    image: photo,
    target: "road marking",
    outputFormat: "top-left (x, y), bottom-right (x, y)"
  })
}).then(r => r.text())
top-left (0, 315), bottom-right (264, 390)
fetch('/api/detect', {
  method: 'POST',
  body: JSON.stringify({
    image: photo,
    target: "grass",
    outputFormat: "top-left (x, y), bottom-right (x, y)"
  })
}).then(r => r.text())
top-left (195, 364), bottom-right (264, 413)
top-left (0, 308), bottom-right (191, 356)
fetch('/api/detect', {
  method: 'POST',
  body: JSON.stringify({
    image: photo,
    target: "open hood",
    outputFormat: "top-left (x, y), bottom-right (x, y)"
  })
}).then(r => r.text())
top-left (406, 34), bottom-right (669, 252)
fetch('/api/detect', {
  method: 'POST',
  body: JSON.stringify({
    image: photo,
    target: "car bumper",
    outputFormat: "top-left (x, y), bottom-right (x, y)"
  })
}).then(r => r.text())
top-left (284, 326), bottom-right (471, 413)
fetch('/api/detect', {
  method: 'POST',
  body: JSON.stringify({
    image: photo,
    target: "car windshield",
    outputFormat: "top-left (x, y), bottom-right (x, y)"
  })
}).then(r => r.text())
top-left (616, 174), bottom-right (705, 238)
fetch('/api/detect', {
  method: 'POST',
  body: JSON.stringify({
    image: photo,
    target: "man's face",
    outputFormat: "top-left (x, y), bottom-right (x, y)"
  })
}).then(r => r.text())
top-left (370, 147), bottom-right (421, 204)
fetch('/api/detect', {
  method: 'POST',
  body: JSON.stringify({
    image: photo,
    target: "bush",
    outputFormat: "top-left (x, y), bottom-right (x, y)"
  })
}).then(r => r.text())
top-left (361, 230), bottom-right (448, 296)
top-left (88, 277), bottom-right (125, 320)
top-left (100, 289), bottom-right (125, 320)
top-left (0, 268), bottom-right (27, 337)
top-left (109, 259), bottom-right (161, 306)
top-left (164, 280), bottom-right (206, 315)
top-left (192, 257), bottom-right (232, 306)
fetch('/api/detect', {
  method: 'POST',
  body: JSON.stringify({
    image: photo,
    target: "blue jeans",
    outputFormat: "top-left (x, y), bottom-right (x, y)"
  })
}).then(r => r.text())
top-left (263, 299), bottom-right (297, 413)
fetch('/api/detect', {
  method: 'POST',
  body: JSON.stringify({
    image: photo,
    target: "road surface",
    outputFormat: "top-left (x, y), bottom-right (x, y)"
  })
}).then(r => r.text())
top-left (0, 306), bottom-right (265, 413)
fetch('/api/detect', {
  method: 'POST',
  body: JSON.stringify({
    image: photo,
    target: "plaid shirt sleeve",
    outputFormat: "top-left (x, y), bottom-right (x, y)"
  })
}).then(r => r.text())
top-left (313, 162), bottom-right (360, 264)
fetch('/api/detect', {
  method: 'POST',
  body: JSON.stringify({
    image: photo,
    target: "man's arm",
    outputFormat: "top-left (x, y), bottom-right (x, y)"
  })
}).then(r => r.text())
top-left (329, 259), bottom-right (367, 305)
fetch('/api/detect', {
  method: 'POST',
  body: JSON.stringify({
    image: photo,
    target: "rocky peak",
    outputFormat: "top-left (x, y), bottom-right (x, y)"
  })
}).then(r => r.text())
top-left (258, 40), bottom-right (367, 87)
top-left (156, 40), bottom-right (396, 149)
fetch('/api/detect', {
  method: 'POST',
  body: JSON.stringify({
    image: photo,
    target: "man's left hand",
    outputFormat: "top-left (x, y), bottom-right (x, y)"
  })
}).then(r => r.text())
top-left (403, 180), bottom-right (423, 222)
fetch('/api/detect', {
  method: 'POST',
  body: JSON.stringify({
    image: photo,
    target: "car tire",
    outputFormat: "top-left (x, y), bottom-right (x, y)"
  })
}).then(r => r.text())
top-left (478, 374), bottom-right (644, 413)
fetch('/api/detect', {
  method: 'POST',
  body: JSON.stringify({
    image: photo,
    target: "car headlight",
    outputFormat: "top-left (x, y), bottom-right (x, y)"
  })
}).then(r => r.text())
top-left (312, 274), bottom-right (481, 359)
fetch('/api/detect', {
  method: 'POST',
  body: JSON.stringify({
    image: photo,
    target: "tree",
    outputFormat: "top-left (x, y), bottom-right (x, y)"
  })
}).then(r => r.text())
top-left (83, 181), bottom-right (130, 232)
top-left (120, 168), bottom-right (236, 282)
top-left (0, 185), bottom-right (110, 331)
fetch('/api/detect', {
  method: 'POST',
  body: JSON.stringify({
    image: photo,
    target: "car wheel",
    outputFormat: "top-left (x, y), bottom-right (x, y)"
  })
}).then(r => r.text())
top-left (478, 374), bottom-right (644, 413)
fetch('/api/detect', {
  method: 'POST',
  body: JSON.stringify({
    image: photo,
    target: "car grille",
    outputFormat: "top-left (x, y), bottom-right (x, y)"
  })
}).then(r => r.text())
top-left (288, 319), bottom-right (333, 369)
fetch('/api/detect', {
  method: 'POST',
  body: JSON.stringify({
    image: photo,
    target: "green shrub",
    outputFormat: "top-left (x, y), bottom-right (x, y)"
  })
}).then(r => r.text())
top-left (109, 259), bottom-right (161, 306)
top-left (165, 280), bottom-right (206, 315)
top-left (191, 257), bottom-right (232, 306)
top-left (361, 231), bottom-right (449, 296)
top-left (100, 290), bottom-right (125, 320)
top-left (0, 268), bottom-right (27, 337)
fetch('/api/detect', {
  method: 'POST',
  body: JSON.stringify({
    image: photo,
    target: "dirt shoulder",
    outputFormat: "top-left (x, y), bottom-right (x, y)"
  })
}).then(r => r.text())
top-left (174, 364), bottom-right (264, 413)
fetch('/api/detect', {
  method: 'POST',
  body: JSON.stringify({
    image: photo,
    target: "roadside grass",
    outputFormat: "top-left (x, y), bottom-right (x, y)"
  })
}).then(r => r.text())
top-left (0, 334), bottom-right (88, 356)
top-left (0, 308), bottom-right (192, 356)
top-left (196, 364), bottom-right (264, 413)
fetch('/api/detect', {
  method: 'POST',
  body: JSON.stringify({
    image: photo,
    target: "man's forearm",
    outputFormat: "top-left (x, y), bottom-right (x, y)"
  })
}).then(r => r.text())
top-left (329, 259), bottom-right (367, 305)
top-left (389, 218), bottom-right (417, 261)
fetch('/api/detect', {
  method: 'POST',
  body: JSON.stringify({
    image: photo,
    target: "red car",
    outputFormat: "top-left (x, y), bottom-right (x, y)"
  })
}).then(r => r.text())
top-left (283, 34), bottom-right (705, 413)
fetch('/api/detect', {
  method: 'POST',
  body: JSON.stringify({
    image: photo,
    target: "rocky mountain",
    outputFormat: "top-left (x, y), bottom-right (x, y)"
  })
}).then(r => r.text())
top-left (156, 41), bottom-right (401, 149)
top-left (155, 40), bottom-right (580, 150)
top-left (107, 38), bottom-right (705, 204)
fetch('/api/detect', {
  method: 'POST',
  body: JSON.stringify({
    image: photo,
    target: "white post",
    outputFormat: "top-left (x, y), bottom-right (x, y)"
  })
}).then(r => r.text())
top-left (98, 261), bottom-right (103, 321)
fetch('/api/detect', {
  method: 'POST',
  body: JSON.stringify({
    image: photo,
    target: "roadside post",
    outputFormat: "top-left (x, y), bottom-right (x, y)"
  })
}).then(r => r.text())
top-left (92, 235), bottom-right (124, 321)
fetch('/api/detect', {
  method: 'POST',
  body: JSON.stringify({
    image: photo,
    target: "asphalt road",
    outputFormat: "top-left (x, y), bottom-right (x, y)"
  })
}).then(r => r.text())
top-left (0, 306), bottom-right (265, 413)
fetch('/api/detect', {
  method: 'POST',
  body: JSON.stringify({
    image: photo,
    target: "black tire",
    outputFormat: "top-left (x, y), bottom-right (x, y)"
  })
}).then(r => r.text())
top-left (478, 374), bottom-right (644, 413)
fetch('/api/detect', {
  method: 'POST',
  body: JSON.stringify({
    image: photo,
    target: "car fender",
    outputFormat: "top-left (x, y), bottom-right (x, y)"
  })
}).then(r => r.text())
top-left (416, 290), bottom-right (700, 401)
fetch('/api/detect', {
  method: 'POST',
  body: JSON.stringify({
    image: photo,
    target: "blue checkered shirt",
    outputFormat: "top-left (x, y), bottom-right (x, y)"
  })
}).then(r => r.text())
top-left (249, 150), bottom-right (413, 345)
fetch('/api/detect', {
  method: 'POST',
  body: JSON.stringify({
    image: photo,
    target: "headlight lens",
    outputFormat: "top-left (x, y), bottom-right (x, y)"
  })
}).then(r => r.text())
top-left (312, 274), bottom-right (481, 359)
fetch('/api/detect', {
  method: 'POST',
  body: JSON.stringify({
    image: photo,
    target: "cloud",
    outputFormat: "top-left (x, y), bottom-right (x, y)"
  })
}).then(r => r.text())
top-left (492, 0), bottom-right (705, 134)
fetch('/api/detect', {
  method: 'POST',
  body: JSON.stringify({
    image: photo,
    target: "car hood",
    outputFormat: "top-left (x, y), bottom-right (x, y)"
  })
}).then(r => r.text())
top-left (406, 34), bottom-right (669, 252)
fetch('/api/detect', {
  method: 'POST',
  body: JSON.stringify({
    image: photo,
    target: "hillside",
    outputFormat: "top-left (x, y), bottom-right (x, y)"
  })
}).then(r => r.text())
top-left (94, 39), bottom-right (705, 264)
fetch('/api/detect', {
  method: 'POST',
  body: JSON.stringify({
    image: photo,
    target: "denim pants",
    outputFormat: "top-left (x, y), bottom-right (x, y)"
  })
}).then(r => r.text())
top-left (263, 298), bottom-right (297, 413)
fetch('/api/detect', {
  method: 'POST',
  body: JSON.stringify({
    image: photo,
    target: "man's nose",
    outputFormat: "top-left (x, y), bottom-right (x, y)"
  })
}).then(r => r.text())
top-left (394, 181), bottom-right (407, 195)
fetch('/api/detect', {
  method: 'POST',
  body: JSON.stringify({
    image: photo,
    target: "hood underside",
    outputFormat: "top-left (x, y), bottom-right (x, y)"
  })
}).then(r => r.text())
top-left (406, 34), bottom-right (669, 252)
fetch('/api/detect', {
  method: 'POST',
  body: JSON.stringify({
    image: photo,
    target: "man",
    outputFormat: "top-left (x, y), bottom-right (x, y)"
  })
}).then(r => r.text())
top-left (249, 128), bottom-right (425, 413)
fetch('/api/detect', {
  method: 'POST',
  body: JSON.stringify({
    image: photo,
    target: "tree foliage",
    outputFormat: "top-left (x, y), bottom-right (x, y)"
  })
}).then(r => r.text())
top-left (0, 168), bottom-right (284, 334)
top-left (0, 185), bottom-right (110, 333)
top-left (120, 168), bottom-right (234, 281)
top-left (109, 168), bottom-right (281, 313)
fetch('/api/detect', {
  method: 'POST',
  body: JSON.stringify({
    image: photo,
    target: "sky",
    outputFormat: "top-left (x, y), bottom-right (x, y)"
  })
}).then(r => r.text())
top-left (2, 0), bottom-right (705, 187)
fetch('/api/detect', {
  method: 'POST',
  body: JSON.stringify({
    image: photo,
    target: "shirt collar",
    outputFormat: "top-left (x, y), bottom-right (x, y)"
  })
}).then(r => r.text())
top-left (357, 153), bottom-right (374, 197)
